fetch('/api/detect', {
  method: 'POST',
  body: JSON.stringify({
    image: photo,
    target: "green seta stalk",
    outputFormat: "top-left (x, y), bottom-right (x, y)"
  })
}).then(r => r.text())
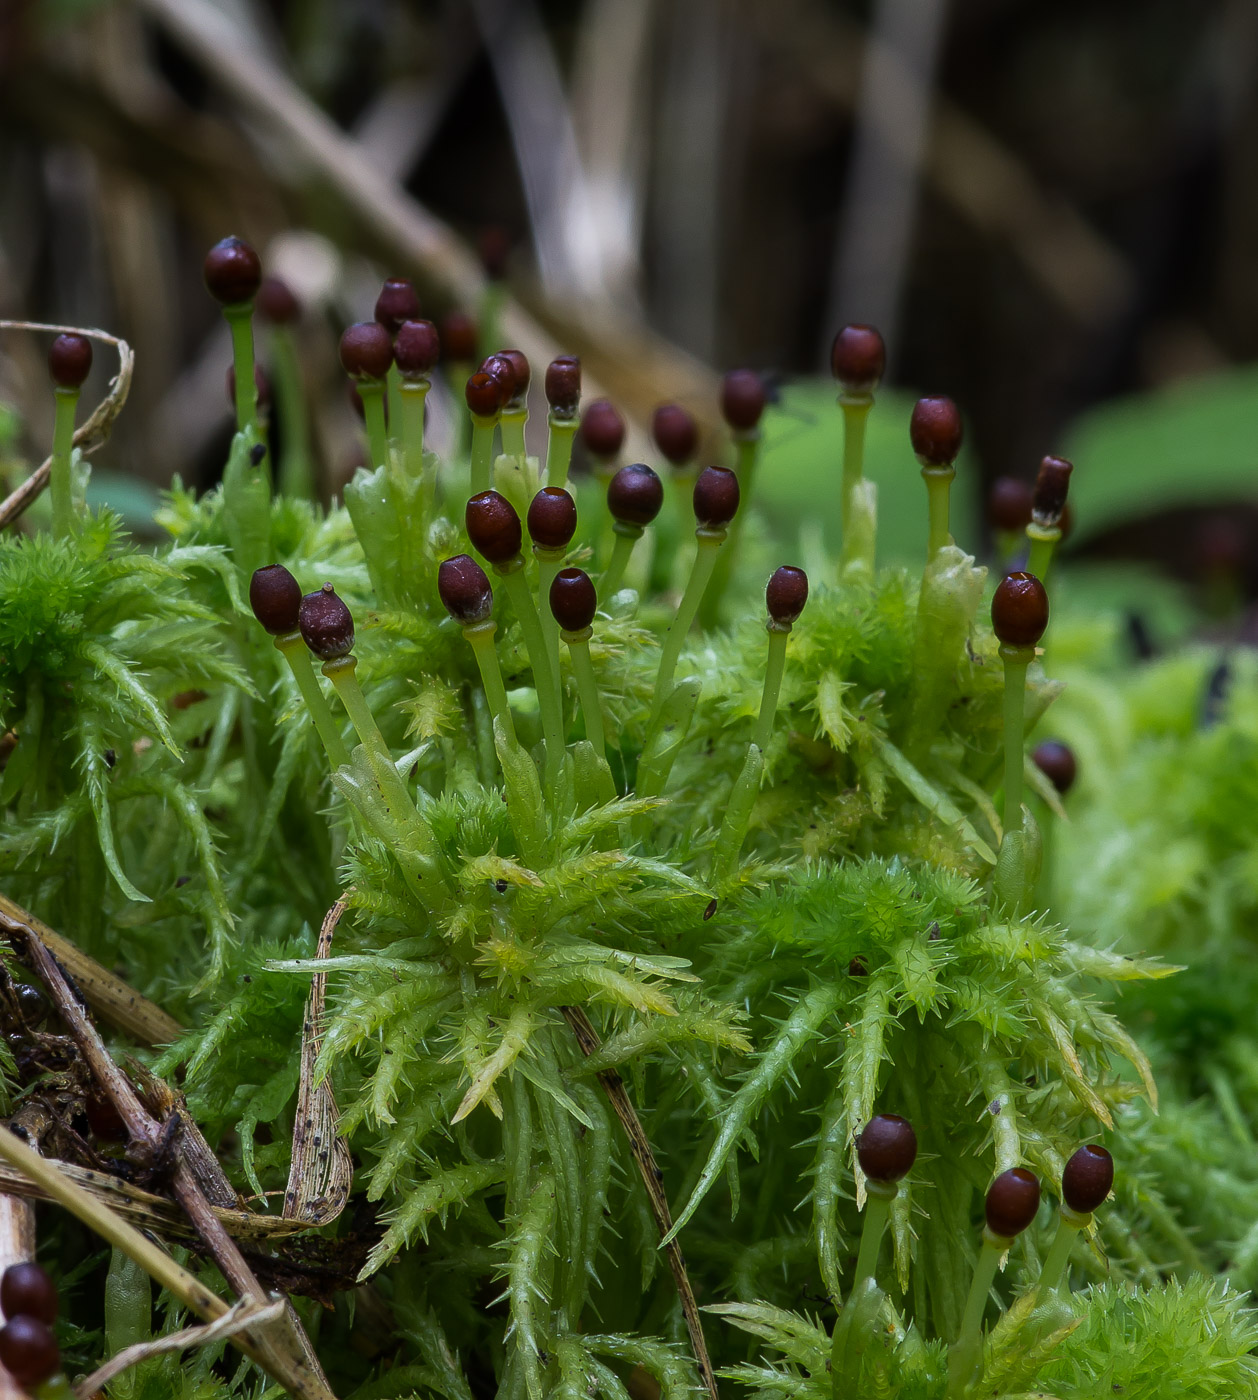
top-left (831, 324), bottom-right (886, 574)
top-left (49, 387), bottom-right (80, 540)
top-left (545, 413), bottom-right (578, 488)
top-left (275, 633), bottom-right (350, 769)
top-left (603, 465), bottom-right (664, 598)
top-left (548, 569), bottom-right (612, 797)
top-left (1025, 455), bottom-right (1073, 583)
top-left (700, 371), bottom-right (765, 625)
top-left (910, 396), bottom-right (963, 559)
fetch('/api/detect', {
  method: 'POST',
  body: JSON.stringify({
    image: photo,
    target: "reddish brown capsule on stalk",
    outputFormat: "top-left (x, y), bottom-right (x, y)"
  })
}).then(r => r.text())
top-left (203, 236), bottom-right (262, 306)
top-left (440, 310), bottom-right (478, 362)
top-left (227, 363), bottom-right (271, 413)
top-left (991, 571), bottom-right (1049, 648)
top-left (1033, 455), bottom-right (1073, 525)
top-left (693, 465), bottom-right (740, 528)
top-left (721, 369), bottom-right (766, 432)
top-left (499, 349), bottom-right (530, 402)
top-left (299, 584), bottom-right (355, 660)
top-left (249, 564), bottom-right (302, 635)
top-left (910, 396), bottom-right (963, 466)
top-left (394, 319), bottom-right (440, 379)
top-left (653, 403), bottom-right (698, 466)
top-left (527, 487), bottom-right (578, 551)
top-left (0, 1264), bottom-right (58, 1326)
top-left (0, 1316), bottom-right (59, 1388)
top-left (581, 399), bottom-right (626, 461)
top-left (481, 353), bottom-right (519, 401)
top-left (1033, 740), bottom-right (1076, 795)
top-left (48, 333), bottom-right (92, 389)
top-left (1061, 1144), bottom-right (1113, 1215)
top-left (766, 566), bottom-right (809, 626)
top-left (989, 477), bottom-right (1033, 533)
top-left (545, 356), bottom-right (581, 415)
top-left (608, 463), bottom-right (664, 527)
top-left (438, 555), bottom-right (494, 625)
top-left (830, 324), bottom-right (886, 394)
top-left (465, 371), bottom-right (508, 419)
top-left (256, 275), bottom-right (300, 325)
top-left (375, 277), bottom-right (421, 335)
top-left (985, 1167), bottom-right (1041, 1238)
top-left (856, 1114), bottom-right (917, 1183)
top-left (550, 567), bottom-right (598, 633)
top-left (466, 490), bottom-right (523, 564)
top-left (339, 321), bottom-right (393, 381)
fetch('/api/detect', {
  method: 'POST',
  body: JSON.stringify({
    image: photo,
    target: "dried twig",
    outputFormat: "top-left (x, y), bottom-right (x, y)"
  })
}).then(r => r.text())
top-left (0, 322), bottom-right (134, 530)
top-left (0, 1193), bottom-right (35, 1399)
top-left (561, 1005), bottom-right (718, 1400)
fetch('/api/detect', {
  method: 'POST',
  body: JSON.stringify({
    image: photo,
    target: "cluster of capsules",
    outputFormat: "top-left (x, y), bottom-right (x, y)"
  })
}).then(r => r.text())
top-left (0, 1263), bottom-right (67, 1397)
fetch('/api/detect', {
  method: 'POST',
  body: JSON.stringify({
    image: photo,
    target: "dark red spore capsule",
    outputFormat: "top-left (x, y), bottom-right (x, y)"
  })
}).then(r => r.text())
top-left (339, 321), bottom-right (393, 381)
top-left (256, 275), bottom-right (300, 325)
top-left (299, 584), bottom-right (355, 660)
top-left (545, 356), bottom-right (581, 415)
top-left (440, 310), bottom-right (478, 362)
top-left (480, 353), bottom-right (519, 401)
top-left (1033, 740), bottom-right (1077, 795)
top-left (766, 566), bottom-right (809, 626)
top-left (910, 396), bottom-right (963, 466)
top-left (693, 465), bottom-right (740, 528)
top-left (499, 349), bottom-right (530, 401)
top-left (608, 464), bottom-right (664, 527)
top-left (527, 487), bottom-right (578, 551)
top-left (830, 324), bottom-right (886, 393)
top-left (438, 555), bottom-right (494, 625)
top-left (249, 564), bottom-right (302, 636)
top-left (466, 490), bottom-right (523, 564)
top-left (1033, 455), bottom-right (1073, 524)
top-left (550, 568), bottom-right (598, 633)
top-left (48, 333), bottom-right (92, 389)
top-left (203, 236), bottom-right (262, 306)
top-left (0, 1316), bottom-right (60, 1388)
top-left (856, 1114), bottom-right (917, 1183)
top-left (465, 371), bottom-right (508, 419)
top-left (394, 320), bottom-right (440, 379)
top-left (580, 399), bottom-right (626, 460)
top-left (0, 1263), bottom-right (58, 1326)
top-left (721, 369), bottom-right (767, 432)
top-left (985, 1167), bottom-right (1041, 1238)
top-left (991, 571), bottom-right (1049, 648)
top-left (653, 403), bottom-right (698, 466)
top-left (1061, 1144), bottom-right (1114, 1215)
top-left (374, 277), bottom-right (422, 335)
top-left (988, 477), bottom-right (1033, 533)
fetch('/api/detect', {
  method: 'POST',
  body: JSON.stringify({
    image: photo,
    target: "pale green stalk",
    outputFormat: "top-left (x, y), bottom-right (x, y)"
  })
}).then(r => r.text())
top-left (399, 378), bottom-right (429, 478)
top-left (358, 380), bottom-right (389, 472)
top-left (499, 564), bottom-right (565, 791)
top-left (1026, 525), bottom-right (1058, 583)
top-left (700, 434), bottom-right (758, 626)
top-left (752, 624), bottom-right (791, 753)
top-left (852, 1183), bottom-right (895, 1290)
top-left (386, 362), bottom-right (404, 437)
top-left (1038, 1206), bottom-right (1088, 1294)
top-left (544, 414), bottom-right (577, 487)
top-left (534, 549), bottom-right (565, 694)
top-left (501, 406), bottom-right (528, 461)
top-left (650, 530), bottom-right (725, 724)
top-left (49, 387), bottom-right (79, 539)
top-left (470, 415), bottom-right (497, 493)
top-left (924, 466), bottom-right (954, 559)
top-left (563, 628), bottom-right (607, 764)
top-left (463, 620), bottom-right (517, 746)
top-left (223, 303), bottom-right (259, 435)
top-left (275, 634), bottom-right (350, 769)
top-left (947, 1233), bottom-right (1005, 1397)
top-left (1001, 648), bottom-right (1031, 836)
top-left (840, 394), bottom-right (873, 570)
top-left (601, 526), bottom-right (641, 598)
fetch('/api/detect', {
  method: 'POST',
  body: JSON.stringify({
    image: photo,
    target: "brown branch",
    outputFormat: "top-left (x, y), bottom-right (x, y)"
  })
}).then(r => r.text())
top-left (561, 1005), bottom-right (718, 1400)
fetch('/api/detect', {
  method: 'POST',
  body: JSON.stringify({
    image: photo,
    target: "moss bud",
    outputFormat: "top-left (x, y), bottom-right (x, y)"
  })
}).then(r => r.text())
top-left (856, 1114), bottom-right (917, 1183)
top-left (438, 554), bottom-right (494, 625)
top-left (985, 1167), bottom-right (1041, 1238)
top-left (721, 369), bottom-right (766, 431)
top-left (249, 564), bottom-right (302, 635)
top-left (1033, 454), bottom-right (1073, 526)
top-left (0, 1264), bottom-right (58, 1326)
top-left (1061, 1144), bottom-right (1113, 1215)
top-left (0, 1315), bottom-right (59, 1389)
top-left (257, 275), bottom-right (300, 325)
top-left (1033, 740), bottom-right (1076, 795)
top-left (766, 565), bottom-right (809, 626)
top-left (652, 403), bottom-right (698, 465)
top-left (374, 277), bottom-right (421, 335)
top-left (394, 319), bottom-right (440, 379)
top-left (581, 399), bottom-right (625, 460)
top-left (203, 235), bottom-right (262, 306)
top-left (550, 567), bottom-right (598, 633)
top-left (499, 349), bottom-right (530, 402)
top-left (466, 490), bottom-right (523, 564)
top-left (608, 463), bottom-right (664, 527)
top-left (48, 333), bottom-right (92, 389)
top-left (991, 571), bottom-right (1049, 648)
top-left (910, 395), bottom-right (963, 466)
top-left (830, 324), bottom-right (886, 393)
top-left (693, 465), bottom-right (740, 529)
top-left (988, 477), bottom-right (1033, 533)
top-left (339, 321), bottom-right (393, 381)
top-left (527, 487), bottom-right (578, 551)
top-left (465, 370), bottom-right (508, 419)
top-left (545, 356), bottom-right (581, 415)
top-left (299, 583), bottom-right (355, 660)
top-left (440, 310), bottom-right (478, 362)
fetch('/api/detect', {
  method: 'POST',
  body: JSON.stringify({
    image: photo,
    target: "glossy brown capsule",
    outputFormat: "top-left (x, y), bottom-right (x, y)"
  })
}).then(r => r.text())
top-left (766, 565), bottom-right (809, 626)
top-left (0, 1315), bottom-right (59, 1388)
top-left (466, 490), bottom-right (523, 564)
top-left (1032, 740), bottom-right (1076, 795)
top-left (991, 571), bottom-right (1049, 649)
top-left (374, 277), bottom-right (422, 335)
top-left (580, 399), bottom-right (626, 460)
top-left (440, 310), bottom-right (478, 362)
top-left (299, 584), bottom-right (355, 660)
top-left (481, 353), bottom-right (519, 400)
top-left (0, 1264), bottom-right (58, 1326)
top-left (48, 333), bottom-right (92, 389)
top-left (438, 555), bottom-right (494, 625)
top-left (608, 463), bottom-right (664, 527)
top-left (527, 487), bottom-right (578, 551)
top-left (856, 1113), bottom-right (917, 1182)
top-left (653, 403), bottom-right (698, 465)
top-left (249, 564), bottom-right (302, 635)
top-left (550, 567), bottom-right (598, 633)
top-left (910, 396), bottom-right (963, 466)
top-left (1061, 1144), bottom-right (1113, 1215)
top-left (1033, 455), bottom-right (1073, 525)
top-left (545, 356), bottom-right (581, 415)
top-left (203, 235), bottom-right (262, 306)
top-left (985, 1167), bottom-right (1041, 1238)
top-left (988, 477), bottom-right (1033, 533)
top-left (830, 324), bottom-right (886, 393)
top-left (394, 320), bottom-right (440, 379)
top-left (499, 349), bottom-right (530, 401)
top-left (256, 275), bottom-right (300, 325)
top-left (693, 465), bottom-right (740, 529)
top-left (339, 321), bottom-right (393, 381)
top-left (721, 369), bottom-right (767, 431)
top-left (465, 370), bottom-right (508, 419)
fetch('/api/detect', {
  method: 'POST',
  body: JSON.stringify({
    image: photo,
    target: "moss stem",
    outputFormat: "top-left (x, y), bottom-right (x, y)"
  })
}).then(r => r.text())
top-left (399, 378), bottom-right (429, 478)
top-left (1026, 525), bottom-right (1059, 583)
top-left (651, 529), bottom-right (726, 724)
top-left (1038, 1206), bottom-right (1088, 1294)
top-left (924, 466), bottom-right (954, 559)
top-left (223, 303), bottom-right (259, 435)
top-left (839, 394), bottom-right (873, 570)
top-left (545, 414), bottom-right (577, 488)
top-left (49, 387), bottom-right (80, 539)
top-left (358, 380), bottom-right (389, 472)
top-left (752, 623), bottom-right (791, 754)
top-left (601, 525), bottom-right (642, 598)
top-left (563, 627), bottom-right (607, 763)
top-left (470, 415), bottom-right (497, 493)
top-left (947, 1231), bottom-right (1006, 1397)
top-left (275, 634), bottom-right (350, 768)
top-left (463, 619), bottom-right (517, 747)
top-left (499, 563), bottom-right (565, 791)
top-left (1001, 647), bottom-right (1032, 835)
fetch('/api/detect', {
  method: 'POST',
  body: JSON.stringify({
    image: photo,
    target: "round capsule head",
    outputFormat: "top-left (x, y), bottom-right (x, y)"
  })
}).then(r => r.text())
top-left (830, 324), bottom-right (886, 393)
top-left (693, 465), bottom-right (740, 529)
top-left (856, 1114), bottom-right (917, 1183)
top-left (985, 1167), bottom-right (1041, 1238)
top-left (465, 370), bottom-right (508, 419)
top-left (1061, 1144), bottom-right (1113, 1215)
top-left (527, 487), bottom-right (578, 551)
top-left (545, 356), bottom-right (581, 415)
top-left (203, 235), bottom-right (262, 305)
top-left (339, 321), bottom-right (393, 381)
top-left (988, 477), bottom-right (1033, 533)
top-left (256, 275), bottom-right (300, 325)
top-left (394, 319), bottom-right (440, 378)
top-left (1032, 739), bottom-right (1076, 795)
top-left (466, 490), bottom-right (523, 564)
top-left (652, 403), bottom-right (698, 465)
top-left (766, 565), bottom-right (809, 626)
top-left (299, 584), bottom-right (355, 660)
top-left (48, 333), bottom-right (92, 389)
top-left (580, 399), bottom-right (626, 460)
top-left (438, 554), bottom-right (494, 625)
top-left (0, 1264), bottom-right (57, 1326)
top-left (0, 1315), bottom-right (59, 1388)
top-left (440, 310), bottom-right (478, 362)
top-left (991, 571), bottom-right (1049, 648)
top-left (1033, 455), bottom-right (1073, 525)
top-left (721, 369), bottom-right (766, 432)
top-left (608, 463), bottom-right (664, 527)
top-left (910, 395), bottom-right (963, 466)
top-left (249, 564), bottom-right (302, 635)
top-left (550, 568), bottom-right (598, 633)
top-left (374, 277), bottom-right (421, 335)
top-left (480, 353), bottom-right (519, 400)
top-left (499, 349), bottom-right (530, 402)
